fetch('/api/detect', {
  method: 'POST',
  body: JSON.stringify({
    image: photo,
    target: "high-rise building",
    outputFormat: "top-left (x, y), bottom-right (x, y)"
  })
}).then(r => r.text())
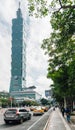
top-left (9, 3), bottom-right (42, 102)
top-left (9, 3), bottom-right (26, 93)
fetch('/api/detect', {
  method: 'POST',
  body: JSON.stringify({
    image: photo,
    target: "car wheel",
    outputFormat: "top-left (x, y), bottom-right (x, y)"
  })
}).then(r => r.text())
top-left (5, 120), bottom-right (9, 124)
top-left (19, 118), bottom-right (23, 124)
top-left (28, 115), bottom-right (31, 120)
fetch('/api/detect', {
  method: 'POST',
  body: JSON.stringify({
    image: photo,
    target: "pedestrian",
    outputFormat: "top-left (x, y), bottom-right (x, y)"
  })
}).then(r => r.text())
top-left (53, 107), bottom-right (55, 111)
top-left (61, 106), bottom-right (65, 117)
top-left (65, 107), bottom-right (71, 123)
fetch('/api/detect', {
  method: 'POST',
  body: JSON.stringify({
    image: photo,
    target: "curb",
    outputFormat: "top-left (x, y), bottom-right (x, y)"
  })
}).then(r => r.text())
top-left (58, 109), bottom-right (71, 130)
top-left (43, 111), bottom-right (52, 130)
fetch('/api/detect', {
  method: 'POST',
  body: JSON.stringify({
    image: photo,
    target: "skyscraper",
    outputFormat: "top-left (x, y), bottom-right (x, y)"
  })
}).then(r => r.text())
top-left (9, 3), bottom-right (26, 94)
top-left (9, 3), bottom-right (41, 102)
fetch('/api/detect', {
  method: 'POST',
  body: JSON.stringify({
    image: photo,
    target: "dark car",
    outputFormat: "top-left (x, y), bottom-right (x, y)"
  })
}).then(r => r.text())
top-left (4, 108), bottom-right (31, 124)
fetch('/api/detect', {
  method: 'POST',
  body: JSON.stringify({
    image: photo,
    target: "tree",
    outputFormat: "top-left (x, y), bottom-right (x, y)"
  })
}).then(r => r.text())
top-left (27, 0), bottom-right (75, 107)
top-left (21, 100), bottom-right (39, 106)
top-left (41, 98), bottom-right (49, 105)
top-left (41, 2), bottom-right (75, 106)
top-left (28, 0), bottom-right (75, 17)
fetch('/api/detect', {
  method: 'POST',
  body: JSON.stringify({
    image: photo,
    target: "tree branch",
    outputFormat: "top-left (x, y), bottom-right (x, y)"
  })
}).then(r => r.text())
top-left (62, 5), bottom-right (75, 9)
top-left (58, 0), bottom-right (75, 9)
top-left (58, 0), bottom-right (62, 7)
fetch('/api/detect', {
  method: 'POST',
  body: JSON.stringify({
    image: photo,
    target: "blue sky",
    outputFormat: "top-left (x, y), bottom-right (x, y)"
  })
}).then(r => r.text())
top-left (0, 0), bottom-right (53, 97)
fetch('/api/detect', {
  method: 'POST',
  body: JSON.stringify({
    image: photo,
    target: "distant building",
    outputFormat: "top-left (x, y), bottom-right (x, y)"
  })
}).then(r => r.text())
top-left (45, 89), bottom-right (53, 98)
top-left (10, 89), bottom-right (42, 102)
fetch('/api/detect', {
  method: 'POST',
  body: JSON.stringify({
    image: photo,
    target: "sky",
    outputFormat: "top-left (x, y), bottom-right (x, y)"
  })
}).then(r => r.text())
top-left (0, 0), bottom-right (53, 97)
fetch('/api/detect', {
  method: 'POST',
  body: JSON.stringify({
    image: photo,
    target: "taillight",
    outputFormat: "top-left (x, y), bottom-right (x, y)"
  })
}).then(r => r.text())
top-left (16, 110), bottom-right (19, 115)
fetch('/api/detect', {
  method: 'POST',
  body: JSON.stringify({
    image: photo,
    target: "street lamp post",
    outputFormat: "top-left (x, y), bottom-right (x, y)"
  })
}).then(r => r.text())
top-left (9, 97), bottom-right (13, 108)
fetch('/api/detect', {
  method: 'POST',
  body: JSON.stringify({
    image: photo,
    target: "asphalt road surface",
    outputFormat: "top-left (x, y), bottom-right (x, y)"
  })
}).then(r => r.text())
top-left (0, 108), bottom-right (52, 130)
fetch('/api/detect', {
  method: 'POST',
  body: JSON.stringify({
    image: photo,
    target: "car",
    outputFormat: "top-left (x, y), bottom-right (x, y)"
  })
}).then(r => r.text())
top-left (30, 106), bottom-right (37, 111)
top-left (41, 106), bottom-right (49, 112)
top-left (33, 106), bottom-right (44, 116)
top-left (4, 108), bottom-right (31, 124)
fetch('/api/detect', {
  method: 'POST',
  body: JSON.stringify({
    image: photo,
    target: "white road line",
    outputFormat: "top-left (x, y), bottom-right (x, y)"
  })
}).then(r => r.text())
top-left (27, 110), bottom-right (51, 130)
top-left (27, 115), bottom-right (44, 130)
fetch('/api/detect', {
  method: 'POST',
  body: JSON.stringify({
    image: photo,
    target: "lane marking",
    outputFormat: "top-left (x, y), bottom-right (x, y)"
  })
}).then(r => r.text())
top-left (27, 115), bottom-right (45, 130)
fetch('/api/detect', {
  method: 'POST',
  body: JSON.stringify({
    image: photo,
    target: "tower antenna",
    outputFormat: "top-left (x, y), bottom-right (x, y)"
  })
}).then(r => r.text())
top-left (19, 1), bottom-right (21, 8)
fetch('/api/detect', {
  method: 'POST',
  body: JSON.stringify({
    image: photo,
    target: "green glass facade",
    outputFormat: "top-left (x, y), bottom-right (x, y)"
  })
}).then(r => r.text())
top-left (9, 6), bottom-right (26, 93)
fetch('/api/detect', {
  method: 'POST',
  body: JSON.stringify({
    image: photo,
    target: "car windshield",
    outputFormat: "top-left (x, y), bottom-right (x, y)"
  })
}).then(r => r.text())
top-left (19, 109), bottom-right (27, 112)
top-left (36, 107), bottom-right (41, 110)
top-left (5, 109), bottom-right (17, 114)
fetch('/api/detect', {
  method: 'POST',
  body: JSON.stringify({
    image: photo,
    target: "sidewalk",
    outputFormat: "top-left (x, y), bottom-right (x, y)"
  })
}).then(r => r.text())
top-left (45, 108), bottom-right (75, 130)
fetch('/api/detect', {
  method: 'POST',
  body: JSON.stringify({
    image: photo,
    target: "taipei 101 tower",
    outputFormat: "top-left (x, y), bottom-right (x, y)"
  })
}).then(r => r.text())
top-left (9, 2), bottom-right (26, 96)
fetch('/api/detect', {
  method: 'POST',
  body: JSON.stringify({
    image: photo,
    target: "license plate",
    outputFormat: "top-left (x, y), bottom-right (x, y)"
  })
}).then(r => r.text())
top-left (6, 115), bottom-right (14, 117)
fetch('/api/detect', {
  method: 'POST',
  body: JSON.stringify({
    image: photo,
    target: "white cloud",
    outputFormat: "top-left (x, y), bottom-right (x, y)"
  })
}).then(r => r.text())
top-left (35, 76), bottom-right (53, 96)
top-left (36, 76), bottom-right (52, 86)
top-left (0, 34), bottom-right (11, 91)
top-left (0, 0), bottom-right (17, 24)
top-left (26, 76), bottom-right (34, 87)
top-left (0, 0), bottom-right (17, 91)
top-left (29, 16), bottom-right (51, 42)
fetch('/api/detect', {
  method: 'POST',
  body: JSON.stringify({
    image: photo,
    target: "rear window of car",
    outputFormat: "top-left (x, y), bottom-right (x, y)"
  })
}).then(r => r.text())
top-left (19, 109), bottom-right (28, 112)
top-left (5, 109), bottom-right (17, 114)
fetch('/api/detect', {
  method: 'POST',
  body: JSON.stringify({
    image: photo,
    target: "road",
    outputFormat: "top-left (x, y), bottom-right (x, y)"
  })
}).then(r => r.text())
top-left (0, 108), bottom-right (52, 130)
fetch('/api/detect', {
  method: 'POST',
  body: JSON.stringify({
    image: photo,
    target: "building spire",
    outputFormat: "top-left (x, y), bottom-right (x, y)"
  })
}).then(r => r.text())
top-left (17, 1), bottom-right (22, 18)
top-left (19, 1), bottom-right (20, 9)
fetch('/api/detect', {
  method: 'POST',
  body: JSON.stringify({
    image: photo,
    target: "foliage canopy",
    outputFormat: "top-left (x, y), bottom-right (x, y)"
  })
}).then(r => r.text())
top-left (27, 0), bottom-right (75, 105)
